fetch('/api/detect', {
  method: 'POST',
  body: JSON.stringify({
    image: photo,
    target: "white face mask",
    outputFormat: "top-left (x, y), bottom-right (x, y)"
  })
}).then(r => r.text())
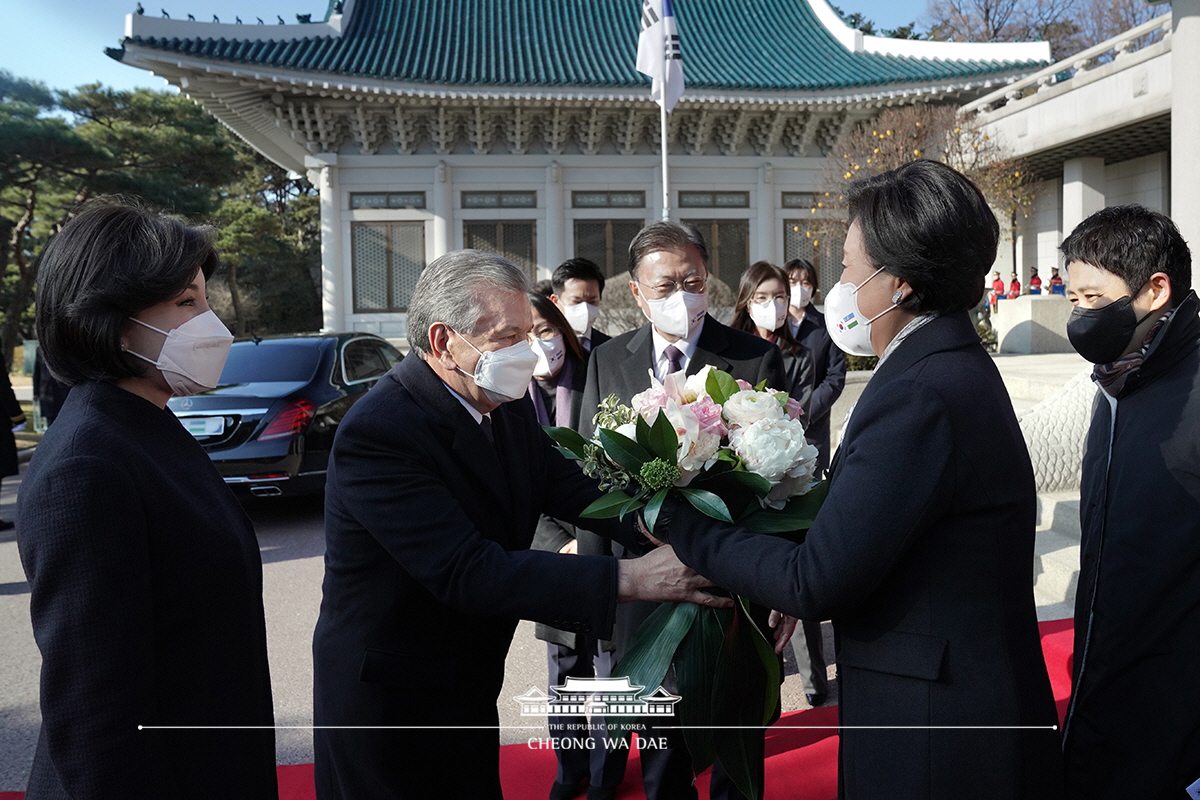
top-left (126, 309), bottom-right (234, 396)
top-left (642, 290), bottom-right (708, 339)
top-left (560, 301), bottom-right (600, 338)
top-left (532, 334), bottom-right (566, 379)
top-left (823, 267), bottom-right (900, 357)
top-left (453, 332), bottom-right (540, 404)
top-left (748, 298), bottom-right (787, 332)
top-left (790, 284), bottom-right (813, 309)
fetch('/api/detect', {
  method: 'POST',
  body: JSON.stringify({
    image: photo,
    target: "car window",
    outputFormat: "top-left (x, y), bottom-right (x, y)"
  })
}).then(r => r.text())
top-left (343, 339), bottom-right (391, 383)
top-left (380, 342), bottom-right (404, 368)
top-left (220, 342), bottom-right (322, 384)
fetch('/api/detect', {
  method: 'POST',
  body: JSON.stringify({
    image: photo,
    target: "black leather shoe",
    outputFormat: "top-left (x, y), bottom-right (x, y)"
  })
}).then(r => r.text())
top-left (586, 786), bottom-right (618, 800)
top-left (0, 520), bottom-right (13, 531)
top-left (549, 781), bottom-right (585, 800)
top-left (806, 692), bottom-right (827, 707)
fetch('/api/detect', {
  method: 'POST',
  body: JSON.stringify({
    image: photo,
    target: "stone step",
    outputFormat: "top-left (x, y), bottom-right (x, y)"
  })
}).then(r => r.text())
top-left (1036, 492), bottom-right (1081, 539)
top-left (1033, 525), bottom-right (1080, 621)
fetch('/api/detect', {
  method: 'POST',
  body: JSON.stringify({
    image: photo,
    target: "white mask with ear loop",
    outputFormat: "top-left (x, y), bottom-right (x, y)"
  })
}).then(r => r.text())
top-left (823, 267), bottom-right (904, 357)
top-left (452, 331), bottom-right (540, 404)
top-left (532, 334), bottom-right (566, 379)
top-left (561, 301), bottom-right (600, 337)
top-left (748, 298), bottom-right (788, 332)
top-left (125, 310), bottom-right (234, 396)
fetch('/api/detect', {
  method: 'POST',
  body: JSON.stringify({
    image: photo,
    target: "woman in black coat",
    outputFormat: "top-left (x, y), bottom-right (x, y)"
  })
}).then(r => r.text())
top-left (16, 202), bottom-right (277, 799)
top-left (784, 258), bottom-right (846, 477)
top-left (658, 162), bottom-right (1064, 798)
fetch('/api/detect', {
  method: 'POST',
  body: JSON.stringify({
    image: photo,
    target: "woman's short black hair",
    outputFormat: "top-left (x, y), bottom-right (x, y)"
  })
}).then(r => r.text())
top-left (848, 160), bottom-right (999, 314)
top-left (1059, 204), bottom-right (1192, 307)
top-left (35, 200), bottom-right (220, 386)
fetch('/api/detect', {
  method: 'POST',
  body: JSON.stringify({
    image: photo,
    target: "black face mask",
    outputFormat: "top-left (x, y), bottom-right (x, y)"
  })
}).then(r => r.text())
top-left (1066, 295), bottom-right (1153, 364)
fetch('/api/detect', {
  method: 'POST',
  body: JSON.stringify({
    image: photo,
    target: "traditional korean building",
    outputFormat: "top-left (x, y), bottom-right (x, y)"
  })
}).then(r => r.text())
top-left (111, 0), bottom-right (1049, 337)
top-left (514, 677), bottom-right (680, 716)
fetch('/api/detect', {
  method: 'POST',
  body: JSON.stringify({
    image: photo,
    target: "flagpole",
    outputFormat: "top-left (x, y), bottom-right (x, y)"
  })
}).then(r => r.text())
top-left (660, 93), bottom-right (670, 222)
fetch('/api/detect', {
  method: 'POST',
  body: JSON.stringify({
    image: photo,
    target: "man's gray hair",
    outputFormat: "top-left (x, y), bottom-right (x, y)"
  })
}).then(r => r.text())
top-left (408, 249), bottom-right (532, 356)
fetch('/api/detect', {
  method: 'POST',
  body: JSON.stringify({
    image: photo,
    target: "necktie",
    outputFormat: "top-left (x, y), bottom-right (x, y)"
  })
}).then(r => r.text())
top-left (480, 414), bottom-right (495, 446)
top-left (664, 344), bottom-right (683, 375)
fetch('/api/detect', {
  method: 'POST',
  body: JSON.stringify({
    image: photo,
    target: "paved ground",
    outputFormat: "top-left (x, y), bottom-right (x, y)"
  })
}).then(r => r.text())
top-left (0, 351), bottom-right (1085, 791)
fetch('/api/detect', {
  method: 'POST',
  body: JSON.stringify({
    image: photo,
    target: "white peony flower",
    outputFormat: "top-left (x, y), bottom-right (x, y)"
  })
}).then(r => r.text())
top-left (722, 390), bottom-right (785, 429)
top-left (731, 416), bottom-right (816, 485)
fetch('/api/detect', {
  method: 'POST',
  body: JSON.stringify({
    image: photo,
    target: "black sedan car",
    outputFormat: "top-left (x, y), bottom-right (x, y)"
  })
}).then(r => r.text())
top-left (167, 332), bottom-right (403, 496)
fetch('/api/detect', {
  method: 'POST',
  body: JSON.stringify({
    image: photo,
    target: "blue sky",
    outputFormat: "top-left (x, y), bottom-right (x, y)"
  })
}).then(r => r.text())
top-left (0, 0), bottom-right (927, 95)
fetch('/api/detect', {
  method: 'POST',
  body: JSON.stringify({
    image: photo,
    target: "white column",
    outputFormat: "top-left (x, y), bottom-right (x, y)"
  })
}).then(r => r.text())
top-left (544, 161), bottom-right (564, 277)
top-left (756, 163), bottom-right (775, 264)
top-left (1062, 157), bottom-right (1106, 239)
top-left (1173, 0), bottom-right (1200, 251)
top-left (432, 160), bottom-right (453, 257)
top-left (306, 154), bottom-right (343, 332)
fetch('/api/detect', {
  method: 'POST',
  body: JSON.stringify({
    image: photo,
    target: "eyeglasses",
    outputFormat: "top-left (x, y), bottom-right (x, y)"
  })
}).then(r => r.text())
top-left (528, 326), bottom-right (561, 342)
top-left (637, 276), bottom-right (708, 300)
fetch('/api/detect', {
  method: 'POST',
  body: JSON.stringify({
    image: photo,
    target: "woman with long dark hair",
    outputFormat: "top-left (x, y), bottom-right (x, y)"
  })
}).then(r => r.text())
top-left (729, 260), bottom-right (815, 418)
top-left (17, 201), bottom-right (277, 798)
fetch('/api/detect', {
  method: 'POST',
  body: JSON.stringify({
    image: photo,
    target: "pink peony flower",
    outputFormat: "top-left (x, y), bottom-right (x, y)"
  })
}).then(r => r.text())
top-left (686, 395), bottom-right (728, 438)
top-left (783, 396), bottom-right (804, 420)
top-left (735, 379), bottom-right (754, 391)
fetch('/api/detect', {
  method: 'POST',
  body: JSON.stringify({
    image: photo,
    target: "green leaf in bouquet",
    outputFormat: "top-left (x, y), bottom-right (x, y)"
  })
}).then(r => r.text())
top-left (724, 469), bottom-right (773, 497)
top-left (754, 378), bottom-right (769, 391)
top-left (597, 428), bottom-right (654, 473)
top-left (646, 408), bottom-right (680, 462)
top-left (641, 488), bottom-right (669, 534)
top-left (608, 602), bottom-right (700, 737)
top-left (678, 487), bottom-right (734, 523)
top-left (543, 425), bottom-right (590, 460)
top-left (711, 598), bottom-right (779, 800)
top-left (705, 369), bottom-right (741, 406)
top-left (675, 605), bottom-right (730, 774)
top-left (618, 492), bottom-right (646, 520)
top-left (738, 596), bottom-right (782, 725)
top-left (737, 479), bottom-right (829, 534)
top-left (580, 490), bottom-right (635, 519)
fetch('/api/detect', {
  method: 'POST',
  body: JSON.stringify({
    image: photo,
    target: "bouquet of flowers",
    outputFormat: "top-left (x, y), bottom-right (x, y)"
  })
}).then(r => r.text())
top-left (545, 366), bottom-right (828, 799)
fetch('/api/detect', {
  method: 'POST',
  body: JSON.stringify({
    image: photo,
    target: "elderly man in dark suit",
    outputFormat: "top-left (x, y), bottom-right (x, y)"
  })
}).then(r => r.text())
top-left (580, 222), bottom-right (787, 800)
top-left (312, 249), bottom-right (726, 800)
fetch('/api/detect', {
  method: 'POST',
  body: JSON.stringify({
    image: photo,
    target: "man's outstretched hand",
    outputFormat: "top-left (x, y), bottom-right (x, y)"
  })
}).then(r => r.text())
top-left (617, 544), bottom-right (734, 608)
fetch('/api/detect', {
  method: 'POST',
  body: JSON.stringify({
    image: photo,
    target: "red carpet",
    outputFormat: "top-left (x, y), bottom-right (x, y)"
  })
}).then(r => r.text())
top-left (1, 619), bottom-right (1075, 800)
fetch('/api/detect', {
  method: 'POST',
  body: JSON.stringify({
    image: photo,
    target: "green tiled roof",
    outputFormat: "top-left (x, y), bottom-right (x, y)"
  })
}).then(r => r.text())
top-left (123, 0), bottom-right (1042, 92)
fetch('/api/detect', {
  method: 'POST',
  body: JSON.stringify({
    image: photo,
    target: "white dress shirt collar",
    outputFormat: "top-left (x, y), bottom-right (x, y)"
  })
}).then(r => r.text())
top-left (650, 316), bottom-right (705, 382)
top-left (443, 381), bottom-right (486, 425)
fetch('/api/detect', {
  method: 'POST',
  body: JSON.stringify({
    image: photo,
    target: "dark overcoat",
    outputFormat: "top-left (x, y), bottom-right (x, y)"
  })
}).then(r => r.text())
top-left (17, 381), bottom-right (277, 799)
top-left (665, 311), bottom-right (1064, 799)
top-left (1063, 291), bottom-right (1200, 799)
top-left (0, 370), bottom-right (23, 478)
top-left (794, 305), bottom-right (847, 473)
top-left (312, 354), bottom-right (638, 799)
